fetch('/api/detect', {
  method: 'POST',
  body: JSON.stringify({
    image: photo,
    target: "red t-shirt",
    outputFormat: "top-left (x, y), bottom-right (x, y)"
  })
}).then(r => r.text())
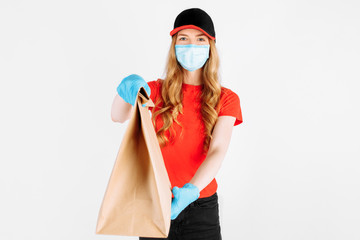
top-left (147, 79), bottom-right (243, 198)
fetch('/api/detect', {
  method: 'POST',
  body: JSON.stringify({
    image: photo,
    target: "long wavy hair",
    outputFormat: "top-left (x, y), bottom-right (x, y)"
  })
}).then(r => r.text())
top-left (151, 34), bottom-right (222, 155)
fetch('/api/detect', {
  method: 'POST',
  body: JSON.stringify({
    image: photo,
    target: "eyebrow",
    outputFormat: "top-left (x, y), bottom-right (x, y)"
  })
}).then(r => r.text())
top-left (178, 33), bottom-right (206, 37)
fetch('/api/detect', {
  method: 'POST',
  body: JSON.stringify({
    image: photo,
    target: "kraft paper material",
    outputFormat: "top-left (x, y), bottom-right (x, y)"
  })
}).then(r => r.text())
top-left (96, 87), bottom-right (172, 238)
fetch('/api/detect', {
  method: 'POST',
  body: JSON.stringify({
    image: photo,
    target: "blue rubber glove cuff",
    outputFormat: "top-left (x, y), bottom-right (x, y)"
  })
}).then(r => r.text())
top-left (117, 74), bottom-right (151, 107)
top-left (171, 183), bottom-right (200, 220)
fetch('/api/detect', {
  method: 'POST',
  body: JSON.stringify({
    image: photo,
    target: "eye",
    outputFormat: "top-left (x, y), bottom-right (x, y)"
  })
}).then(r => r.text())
top-left (198, 37), bottom-right (205, 42)
top-left (179, 37), bottom-right (187, 41)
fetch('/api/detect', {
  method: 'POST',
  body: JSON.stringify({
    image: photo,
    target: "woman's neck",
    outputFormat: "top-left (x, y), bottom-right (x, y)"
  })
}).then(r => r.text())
top-left (182, 68), bottom-right (203, 85)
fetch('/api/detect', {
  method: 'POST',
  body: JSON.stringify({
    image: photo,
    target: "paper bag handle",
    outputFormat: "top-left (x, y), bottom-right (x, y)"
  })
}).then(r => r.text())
top-left (137, 86), bottom-right (155, 108)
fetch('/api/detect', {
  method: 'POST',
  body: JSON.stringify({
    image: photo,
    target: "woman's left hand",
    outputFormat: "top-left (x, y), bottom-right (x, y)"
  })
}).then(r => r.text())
top-left (171, 183), bottom-right (200, 220)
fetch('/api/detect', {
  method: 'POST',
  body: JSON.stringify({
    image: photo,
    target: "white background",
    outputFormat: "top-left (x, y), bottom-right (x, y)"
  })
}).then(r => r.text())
top-left (1, 0), bottom-right (359, 239)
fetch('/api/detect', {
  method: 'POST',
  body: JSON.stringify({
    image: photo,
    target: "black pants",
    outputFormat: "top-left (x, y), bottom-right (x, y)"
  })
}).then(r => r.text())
top-left (139, 192), bottom-right (222, 240)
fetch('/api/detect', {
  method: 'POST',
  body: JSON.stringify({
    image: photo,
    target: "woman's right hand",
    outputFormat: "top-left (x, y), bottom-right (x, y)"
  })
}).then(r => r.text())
top-left (116, 74), bottom-right (151, 107)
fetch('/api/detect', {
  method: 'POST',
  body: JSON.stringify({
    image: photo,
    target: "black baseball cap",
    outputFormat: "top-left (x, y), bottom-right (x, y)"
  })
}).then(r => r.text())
top-left (170, 8), bottom-right (216, 41)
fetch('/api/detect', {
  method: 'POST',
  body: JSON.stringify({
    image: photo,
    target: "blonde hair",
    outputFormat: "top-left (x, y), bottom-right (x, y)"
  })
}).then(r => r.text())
top-left (151, 34), bottom-right (222, 155)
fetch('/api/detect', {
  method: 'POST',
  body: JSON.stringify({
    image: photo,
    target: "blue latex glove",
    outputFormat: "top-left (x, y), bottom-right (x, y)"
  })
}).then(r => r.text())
top-left (171, 183), bottom-right (200, 220)
top-left (116, 74), bottom-right (151, 107)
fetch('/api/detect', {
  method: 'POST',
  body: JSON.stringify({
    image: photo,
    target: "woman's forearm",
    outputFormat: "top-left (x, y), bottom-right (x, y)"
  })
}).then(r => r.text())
top-left (111, 94), bottom-right (134, 123)
top-left (189, 148), bottom-right (226, 192)
top-left (189, 116), bottom-right (236, 192)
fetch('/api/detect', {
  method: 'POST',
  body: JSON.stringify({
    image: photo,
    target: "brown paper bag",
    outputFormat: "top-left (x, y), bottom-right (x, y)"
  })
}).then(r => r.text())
top-left (95, 86), bottom-right (172, 238)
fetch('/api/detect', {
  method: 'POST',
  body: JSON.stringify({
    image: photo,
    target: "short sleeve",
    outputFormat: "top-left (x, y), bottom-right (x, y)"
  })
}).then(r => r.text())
top-left (218, 89), bottom-right (243, 126)
top-left (147, 80), bottom-right (160, 111)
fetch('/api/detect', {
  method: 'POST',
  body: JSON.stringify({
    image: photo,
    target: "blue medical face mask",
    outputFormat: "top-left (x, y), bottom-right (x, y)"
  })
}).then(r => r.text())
top-left (175, 44), bottom-right (210, 72)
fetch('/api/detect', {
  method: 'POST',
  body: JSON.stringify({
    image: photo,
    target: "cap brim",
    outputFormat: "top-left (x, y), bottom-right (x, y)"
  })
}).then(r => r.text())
top-left (170, 24), bottom-right (215, 40)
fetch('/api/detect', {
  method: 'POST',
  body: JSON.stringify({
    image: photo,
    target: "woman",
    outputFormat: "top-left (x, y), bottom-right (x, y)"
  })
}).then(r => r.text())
top-left (111, 8), bottom-right (243, 240)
